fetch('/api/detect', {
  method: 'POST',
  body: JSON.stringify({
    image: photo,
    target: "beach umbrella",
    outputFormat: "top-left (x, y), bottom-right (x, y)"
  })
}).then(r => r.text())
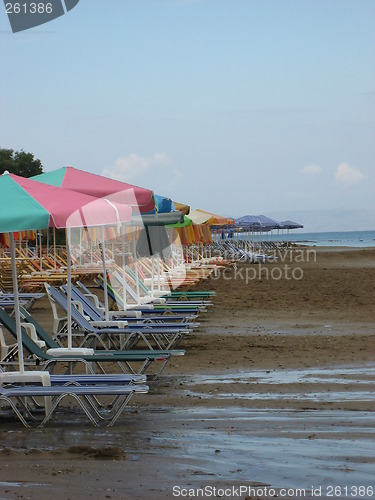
top-left (188, 210), bottom-right (215, 226)
top-left (32, 165), bottom-right (155, 214)
top-left (0, 172), bottom-right (132, 377)
top-left (194, 209), bottom-right (235, 251)
top-left (235, 215), bottom-right (280, 231)
top-left (173, 201), bottom-right (190, 216)
top-left (154, 194), bottom-right (174, 214)
top-left (279, 220), bottom-right (304, 246)
top-left (235, 215), bottom-right (281, 248)
top-left (11, 173), bottom-right (132, 230)
top-left (195, 209), bottom-right (235, 226)
top-left (32, 165), bottom-right (157, 316)
top-left (256, 215), bottom-right (281, 230)
top-left (279, 220), bottom-right (304, 230)
top-left (255, 215), bottom-right (281, 245)
top-left (166, 215), bottom-right (192, 228)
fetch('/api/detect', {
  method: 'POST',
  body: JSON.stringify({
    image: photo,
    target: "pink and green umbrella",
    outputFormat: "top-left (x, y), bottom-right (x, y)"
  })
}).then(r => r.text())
top-left (0, 172), bottom-right (132, 374)
top-left (1, 172), bottom-right (132, 231)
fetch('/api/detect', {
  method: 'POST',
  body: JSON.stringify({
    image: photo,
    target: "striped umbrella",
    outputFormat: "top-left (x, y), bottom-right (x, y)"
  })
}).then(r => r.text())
top-left (0, 172), bottom-right (132, 375)
top-left (32, 165), bottom-right (155, 214)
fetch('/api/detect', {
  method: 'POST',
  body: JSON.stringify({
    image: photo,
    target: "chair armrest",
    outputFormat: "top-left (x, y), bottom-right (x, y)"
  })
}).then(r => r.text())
top-left (90, 320), bottom-right (128, 328)
top-left (71, 300), bottom-right (91, 320)
top-left (83, 292), bottom-right (101, 309)
top-left (0, 327), bottom-right (17, 359)
top-left (108, 310), bottom-right (142, 319)
top-left (20, 322), bottom-right (46, 349)
top-left (149, 297), bottom-right (166, 304)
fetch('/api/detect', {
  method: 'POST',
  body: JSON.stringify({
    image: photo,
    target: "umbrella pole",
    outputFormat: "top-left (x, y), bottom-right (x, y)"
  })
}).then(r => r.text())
top-left (100, 226), bottom-right (110, 321)
top-left (53, 227), bottom-right (57, 270)
top-left (9, 233), bottom-right (25, 374)
top-left (79, 227), bottom-right (82, 266)
top-left (132, 230), bottom-right (140, 302)
top-left (66, 229), bottom-right (73, 350)
top-left (157, 254), bottom-right (161, 292)
top-left (151, 255), bottom-right (155, 299)
top-left (121, 226), bottom-right (127, 311)
top-left (39, 231), bottom-right (43, 272)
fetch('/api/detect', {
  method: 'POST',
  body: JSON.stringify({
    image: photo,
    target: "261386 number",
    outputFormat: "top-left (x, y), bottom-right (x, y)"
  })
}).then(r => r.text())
top-left (326, 486), bottom-right (374, 497)
top-left (5, 3), bottom-right (53, 14)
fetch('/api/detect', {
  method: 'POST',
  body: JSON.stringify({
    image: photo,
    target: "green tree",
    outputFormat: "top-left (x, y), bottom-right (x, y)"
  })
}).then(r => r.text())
top-left (0, 148), bottom-right (44, 177)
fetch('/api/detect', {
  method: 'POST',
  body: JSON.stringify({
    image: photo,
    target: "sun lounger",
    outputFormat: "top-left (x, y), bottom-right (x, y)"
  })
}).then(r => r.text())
top-left (76, 281), bottom-right (200, 324)
top-left (0, 307), bottom-right (185, 378)
top-left (95, 276), bottom-right (203, 315)
top-left (62, 283), bottom-right (199, 330)
top-left (19, 304), bottom-right (188, 359)
top-left (0, 292), bottom-right (44, 310)
top-left (124, 266), bottom-right (215, 302)
top-left (111, 269), bottom-right (212, 308)
top-left (93, 278), bottom-right (199, 320)
top-left (0, 298), bottom-right (28, 309)
top-left (45, 285), bottom-right (191, 350)
top-left (0, 382), bottom-right (149, 427)
top-left (0, 365), bottom-right (146, 386)
top-left (212, 240), bottom-right (277, 263)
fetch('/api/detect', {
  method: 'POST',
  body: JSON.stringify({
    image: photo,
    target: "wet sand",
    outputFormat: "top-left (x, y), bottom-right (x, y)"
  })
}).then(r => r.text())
top-left (0, 247), bottom-right (374, 499)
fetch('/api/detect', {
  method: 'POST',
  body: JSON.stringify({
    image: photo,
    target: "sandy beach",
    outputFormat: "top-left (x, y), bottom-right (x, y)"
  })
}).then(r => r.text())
top-left (0, 247), bottom-right (374, 499)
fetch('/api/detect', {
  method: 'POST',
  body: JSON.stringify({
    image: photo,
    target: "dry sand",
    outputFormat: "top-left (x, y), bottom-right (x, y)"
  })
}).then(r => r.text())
top-left (0, 247), bottom-right (374, 499)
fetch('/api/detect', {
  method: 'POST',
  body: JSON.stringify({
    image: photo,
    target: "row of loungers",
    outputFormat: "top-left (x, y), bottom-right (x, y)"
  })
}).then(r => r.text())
top-left (0, 304), bottom-right (186, 427)
top-left (46, 284), bottom-right (195, 351)
top-left (0, 260), bottom-right (224, 427)
top-left (2, 247), bottom-right (220, 292)
top-left (212, 240), bottom-right (278, 263)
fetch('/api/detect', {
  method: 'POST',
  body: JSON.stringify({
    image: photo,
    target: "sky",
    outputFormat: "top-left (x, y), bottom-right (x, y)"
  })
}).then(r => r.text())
top-left (1, 0), bottom-right (374, 227)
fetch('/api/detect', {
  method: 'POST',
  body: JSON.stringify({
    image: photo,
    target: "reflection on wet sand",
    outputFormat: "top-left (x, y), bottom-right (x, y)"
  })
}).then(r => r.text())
top-left (0, 364), bottom-right (374, 499)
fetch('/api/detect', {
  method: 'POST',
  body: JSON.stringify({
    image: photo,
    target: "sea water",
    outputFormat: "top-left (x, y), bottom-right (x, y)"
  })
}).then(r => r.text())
top-left (215, 230), bottom-right (375, 247)
top-left (285, 230), bottom-right (375, 247)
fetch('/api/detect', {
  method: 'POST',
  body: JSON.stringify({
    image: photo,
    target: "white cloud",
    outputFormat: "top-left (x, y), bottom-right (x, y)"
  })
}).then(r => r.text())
top-left (301, 164), bottom-right (322, 175)
top-left (103, 153), bottom-right (171, 183)
top-left (334, 162), bottom-right (364, 186)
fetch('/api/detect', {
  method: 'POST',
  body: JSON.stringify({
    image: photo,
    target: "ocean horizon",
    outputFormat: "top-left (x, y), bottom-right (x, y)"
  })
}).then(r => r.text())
top-left (284, 229), bottom-right (375, 247)
top-left (217, 229), bottom-right (375, 248)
